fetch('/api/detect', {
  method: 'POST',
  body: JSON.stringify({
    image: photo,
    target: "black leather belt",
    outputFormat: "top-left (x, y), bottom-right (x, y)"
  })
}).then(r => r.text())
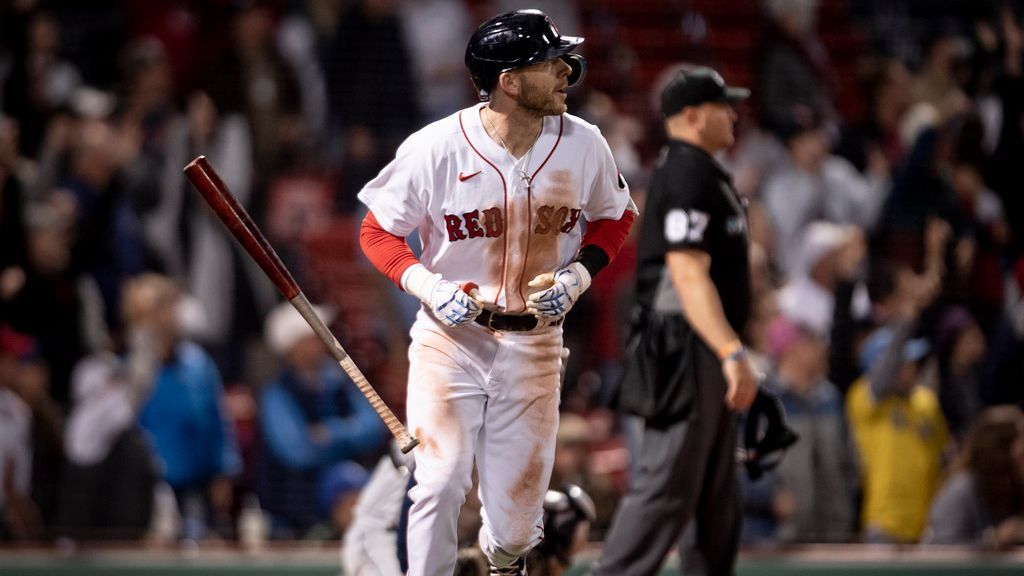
top-left (474, 309), bottom-right (562, 331)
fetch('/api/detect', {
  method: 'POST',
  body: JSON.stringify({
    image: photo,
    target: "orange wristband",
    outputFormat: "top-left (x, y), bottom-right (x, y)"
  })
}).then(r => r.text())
top-left (717, 340), bottom-right (743, 361)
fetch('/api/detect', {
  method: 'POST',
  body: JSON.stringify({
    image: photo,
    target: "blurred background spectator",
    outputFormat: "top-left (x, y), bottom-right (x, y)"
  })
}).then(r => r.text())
top-left (257, 301), bottom-right (385, 540)
top-left (922, 405), bottom-right (1024, 547)
top-left (55, 275), bottom-right (165, 542)
top-left (753, 314), bottom-right (855, 544)
top-left (760, 110), bottom-right (888, 279)
top-left (131, 273), bottom-right (241, 542)
top-left (846, 269), bottom-right (949, 544)
top-left (398, 0), bottom-right (475, 122)
top-left (312, 460), bottom-right (369, 540)
top-left (325, 0), bottom-right (420, 211)
top-left (0, 326), bottom-right (42, 541)
top-left (756, 0), bottom-right (839, 135)
top-left (934, 305), bottom-right (989, 442)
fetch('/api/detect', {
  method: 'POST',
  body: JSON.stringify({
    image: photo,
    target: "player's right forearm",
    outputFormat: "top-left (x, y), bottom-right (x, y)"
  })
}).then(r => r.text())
top-left (359, 211), bottom-right (421, 287)
top-left (400, 264), bottom-right (443, 301)
top-left (666, 251), bottom-right (741, 360)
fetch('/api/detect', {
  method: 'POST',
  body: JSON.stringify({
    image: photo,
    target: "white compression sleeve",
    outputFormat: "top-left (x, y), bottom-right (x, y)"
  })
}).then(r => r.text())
top-left (400, 263), bottom-right (442, 303)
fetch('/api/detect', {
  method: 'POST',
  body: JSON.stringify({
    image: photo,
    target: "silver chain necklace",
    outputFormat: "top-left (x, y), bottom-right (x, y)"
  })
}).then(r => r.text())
top-left (483, 107), bottom-right (536, 185)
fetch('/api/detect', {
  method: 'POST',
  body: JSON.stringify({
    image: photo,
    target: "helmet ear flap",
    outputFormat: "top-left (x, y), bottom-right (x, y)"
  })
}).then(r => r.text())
top-left (562, 53), bottom-right (587, 87)
top-left (471, 67), bottom-right (499, 102)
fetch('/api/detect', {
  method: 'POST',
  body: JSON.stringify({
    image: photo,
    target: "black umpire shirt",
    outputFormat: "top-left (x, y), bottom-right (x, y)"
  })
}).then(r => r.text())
top-left (635, 139), bottom-right (751, 330)
top-left (618, 139), bottom-right (752, 422)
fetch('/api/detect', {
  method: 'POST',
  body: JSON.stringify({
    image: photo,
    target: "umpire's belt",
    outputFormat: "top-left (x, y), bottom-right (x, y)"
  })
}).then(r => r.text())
top-left (475, 310), bottom-right (562, 331)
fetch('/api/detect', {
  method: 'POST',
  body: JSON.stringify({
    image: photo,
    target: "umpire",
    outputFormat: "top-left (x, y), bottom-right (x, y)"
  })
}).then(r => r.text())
top-left (591, 66), bottom-right (758, 576)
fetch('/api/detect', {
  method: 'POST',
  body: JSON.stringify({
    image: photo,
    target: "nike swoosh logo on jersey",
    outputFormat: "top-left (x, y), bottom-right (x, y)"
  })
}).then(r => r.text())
top-left (458, 170), bottom-right (483, 182)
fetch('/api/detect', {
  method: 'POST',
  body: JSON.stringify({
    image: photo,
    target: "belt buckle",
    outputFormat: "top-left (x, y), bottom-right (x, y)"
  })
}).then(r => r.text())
top-left (485, 310), bottom-right (499, 331)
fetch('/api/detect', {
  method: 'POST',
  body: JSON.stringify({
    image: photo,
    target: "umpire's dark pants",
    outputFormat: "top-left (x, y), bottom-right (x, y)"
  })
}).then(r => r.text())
top-left (592, 344), bottom-right (741, 576)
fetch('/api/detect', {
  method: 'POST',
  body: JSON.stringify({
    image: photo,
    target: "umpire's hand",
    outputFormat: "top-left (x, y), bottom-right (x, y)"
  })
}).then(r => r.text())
top-left (722, 353), bottom-right (758, 411)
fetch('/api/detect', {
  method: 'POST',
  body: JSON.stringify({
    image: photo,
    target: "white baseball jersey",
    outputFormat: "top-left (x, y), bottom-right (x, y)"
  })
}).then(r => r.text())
top-left (359, 102), bottom-right (632, 313)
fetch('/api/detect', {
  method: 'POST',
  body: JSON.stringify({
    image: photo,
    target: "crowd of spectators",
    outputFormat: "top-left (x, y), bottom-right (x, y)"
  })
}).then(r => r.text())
top-left (0, 0), bottom-right (1023, 556)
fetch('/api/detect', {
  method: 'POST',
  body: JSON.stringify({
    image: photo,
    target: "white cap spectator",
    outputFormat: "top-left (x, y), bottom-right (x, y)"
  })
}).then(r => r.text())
top-left (69, 87), bottom-right (116, 120)
top-left (793, 221), bottom-right (852, 278)
top-left (264, 301), bottom-right (336, 357)
top-left (778, 222), bottom-right (856, 336)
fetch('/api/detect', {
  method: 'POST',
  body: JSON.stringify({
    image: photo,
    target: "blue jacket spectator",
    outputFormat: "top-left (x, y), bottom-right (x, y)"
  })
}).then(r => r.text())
top-left (258, 302), bottom-right (385, 538)
top-left (139, 341), bottom-right (241, 490)
top-left (260, 362), bottom-right (384, 470)
top-left (128, 274), bottom-right (240, 540)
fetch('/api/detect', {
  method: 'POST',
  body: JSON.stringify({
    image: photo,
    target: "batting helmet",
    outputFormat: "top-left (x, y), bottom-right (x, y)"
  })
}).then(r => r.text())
top-left (465, 9), bottom-right (586, 101)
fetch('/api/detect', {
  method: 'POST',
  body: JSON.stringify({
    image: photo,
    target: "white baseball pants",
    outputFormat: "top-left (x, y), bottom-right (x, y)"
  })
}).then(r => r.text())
top-left (404, 310), bottom-right (563, 576)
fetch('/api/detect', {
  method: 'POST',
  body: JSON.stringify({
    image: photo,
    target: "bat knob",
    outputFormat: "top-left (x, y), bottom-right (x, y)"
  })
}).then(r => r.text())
top-left (400, 437), bottom-right (420, 454)
top-left (461, 282), bottom-right (479, 295)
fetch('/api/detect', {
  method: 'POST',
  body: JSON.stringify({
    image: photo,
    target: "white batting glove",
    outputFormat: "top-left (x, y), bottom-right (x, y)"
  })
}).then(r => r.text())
top-left (429, 280), bottom-right (484, 327)
top-left (402, 264), bottom-right (483, 328)
top-left (526, 262), bottom-right (591, 321)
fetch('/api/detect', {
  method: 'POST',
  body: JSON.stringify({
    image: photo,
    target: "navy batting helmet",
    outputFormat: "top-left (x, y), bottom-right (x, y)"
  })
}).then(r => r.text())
top-left (465, 9), bottom-right (586, 101)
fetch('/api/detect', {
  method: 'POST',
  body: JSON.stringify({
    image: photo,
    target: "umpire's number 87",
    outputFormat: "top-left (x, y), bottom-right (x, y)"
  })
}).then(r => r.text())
top-left (665, 208), bottom-right (709, 244)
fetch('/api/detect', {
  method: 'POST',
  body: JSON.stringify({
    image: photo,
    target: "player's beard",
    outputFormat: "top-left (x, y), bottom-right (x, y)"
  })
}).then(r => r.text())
top-left (518, 77), bottom-right (566, 117)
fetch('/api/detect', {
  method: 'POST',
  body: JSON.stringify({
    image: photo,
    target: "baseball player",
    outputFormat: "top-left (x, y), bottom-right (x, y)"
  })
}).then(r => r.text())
top-left (357, 9), bottom-right (635, 575)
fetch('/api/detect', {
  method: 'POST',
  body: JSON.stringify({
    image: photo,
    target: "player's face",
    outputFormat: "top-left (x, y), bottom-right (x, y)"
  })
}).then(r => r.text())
top-left (699, 102), bottom-right (738, 151)
top-left (514, 57), bottom-right (572, 116)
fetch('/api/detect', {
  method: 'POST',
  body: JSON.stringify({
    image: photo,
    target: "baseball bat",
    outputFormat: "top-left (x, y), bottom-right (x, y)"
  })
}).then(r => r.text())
top-left (184, 155), bottom-right (419, 453)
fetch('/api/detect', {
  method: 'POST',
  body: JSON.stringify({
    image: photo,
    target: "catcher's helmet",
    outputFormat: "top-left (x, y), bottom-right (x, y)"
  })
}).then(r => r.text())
top-left (534, 484), bottom-right (596, 566)
top-left (465, 9), bottom-right (586, 101)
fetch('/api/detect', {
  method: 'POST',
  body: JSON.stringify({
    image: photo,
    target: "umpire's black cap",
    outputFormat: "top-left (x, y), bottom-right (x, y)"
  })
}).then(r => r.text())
top-left (661, 66), bottom-right (750, 117)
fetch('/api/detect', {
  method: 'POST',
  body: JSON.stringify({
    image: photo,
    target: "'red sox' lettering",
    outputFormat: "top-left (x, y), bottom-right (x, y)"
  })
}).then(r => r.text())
top-left (481, 207), bottom-right (503, 237)
top-left (444, 205), bottom-right (581, 242)
top-left (534, 205), bottom-right (582, 235)
top-left (445, 207), bottom-right (505, 241)
top-left (444, 214), bottom-right (468, 241)
top-left (463, 210), bottom-right (486, 238)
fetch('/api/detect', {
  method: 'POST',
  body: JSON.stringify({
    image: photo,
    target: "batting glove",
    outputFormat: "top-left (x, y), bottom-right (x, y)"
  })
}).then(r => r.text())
top-left (402, 264), bottom-right (483, 328)
top-left (526, 262), bottom-right (591, 321)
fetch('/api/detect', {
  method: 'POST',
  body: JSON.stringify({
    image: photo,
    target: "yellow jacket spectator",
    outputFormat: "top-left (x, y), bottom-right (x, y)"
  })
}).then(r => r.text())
top-left (847, 322), bottom-right (949, 543)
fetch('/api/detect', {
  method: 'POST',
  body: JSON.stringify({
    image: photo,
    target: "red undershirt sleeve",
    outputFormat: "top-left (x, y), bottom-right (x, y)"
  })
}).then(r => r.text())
top-left (359, 211), bottom-right (421, 288)
top-left (581, 208), bottom-right (636, 262)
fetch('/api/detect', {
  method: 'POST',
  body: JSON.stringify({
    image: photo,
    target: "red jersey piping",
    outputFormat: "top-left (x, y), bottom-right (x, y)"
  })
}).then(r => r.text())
top-left (459, 108), bottom-right (509, 305)
top-left (517, 115), bottom-right (564, 307)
